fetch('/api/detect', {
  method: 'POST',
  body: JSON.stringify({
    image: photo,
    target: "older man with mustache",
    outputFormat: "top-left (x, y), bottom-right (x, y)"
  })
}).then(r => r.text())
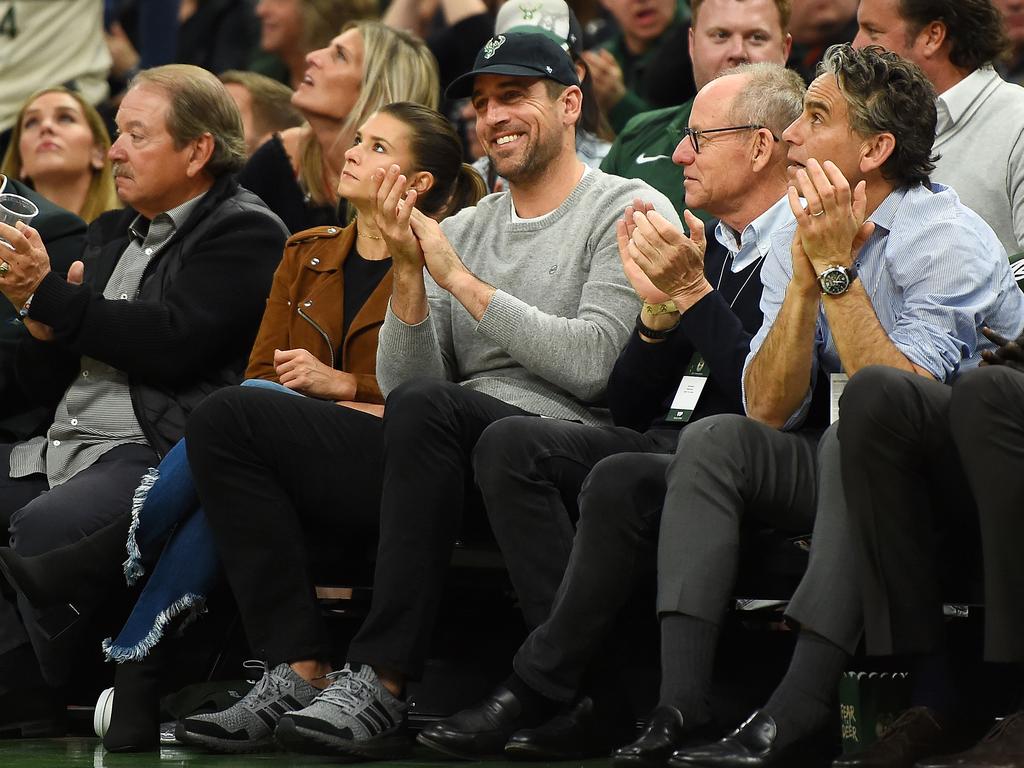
top-left (0, 64), bottom-right (286, 735)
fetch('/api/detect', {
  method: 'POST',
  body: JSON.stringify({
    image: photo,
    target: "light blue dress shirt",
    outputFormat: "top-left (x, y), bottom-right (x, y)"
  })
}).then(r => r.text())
top-left (743, 182), bottom-right (1024, 430)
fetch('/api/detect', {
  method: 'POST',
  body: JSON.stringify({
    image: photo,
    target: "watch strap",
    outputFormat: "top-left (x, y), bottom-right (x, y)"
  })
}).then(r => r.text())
top-left (635, 312), bottom-right (679, 340)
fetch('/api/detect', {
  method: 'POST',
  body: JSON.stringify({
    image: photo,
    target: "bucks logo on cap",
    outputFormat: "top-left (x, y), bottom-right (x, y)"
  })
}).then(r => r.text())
top-left (483, 35), bottom-right (506, 59)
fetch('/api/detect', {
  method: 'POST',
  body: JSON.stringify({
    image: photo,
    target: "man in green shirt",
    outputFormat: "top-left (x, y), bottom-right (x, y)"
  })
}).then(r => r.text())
top-left (600, 0), bottom-right (792, 221)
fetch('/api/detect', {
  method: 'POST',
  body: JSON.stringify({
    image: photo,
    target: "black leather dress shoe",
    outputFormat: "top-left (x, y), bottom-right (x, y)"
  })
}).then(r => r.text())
top-left (505, 696), bottom-right (595, 760)
top-left (833, 707), bottom-right (948, 768)
top-left (614, 706), bottom-right (715, 768)
top-left (915, 711), bottom-right (1024, 768)
top-left (416, 686), bottom-right (541, 759)
top-left (669, 709), bottom-right (830, 767)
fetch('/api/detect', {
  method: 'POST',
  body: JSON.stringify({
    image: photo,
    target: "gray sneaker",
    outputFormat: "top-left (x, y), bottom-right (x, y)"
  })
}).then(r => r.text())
top-left (275, 663), bottom-right (409, 759)
top-left (175, 661), bottom-right (319, 752)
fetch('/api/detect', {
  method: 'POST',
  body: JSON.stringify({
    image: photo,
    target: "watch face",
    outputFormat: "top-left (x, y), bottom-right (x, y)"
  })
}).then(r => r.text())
top-left (820, 267), bottom-right (850, 295)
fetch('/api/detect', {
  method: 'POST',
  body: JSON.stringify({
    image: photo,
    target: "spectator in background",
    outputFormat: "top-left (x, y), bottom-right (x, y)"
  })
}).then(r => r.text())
top-left (251, 0), bottom-right (379, 88)
top-left (995, 0), bottom-right (1024, 84)
top-left (853, 0), bottom-right (1024, 260)
top-left (786, 0), bottom-right (857, 81)
top-left (106, 0), bottom-right (260, 83)
top-left (237, 20), bottom-right (439, 233)
top-left (1, 88), bottom-right (120, 223)
top-left (0, 0), bottom-right (110, 151)
top-left (601, 0), bottom-right (791, 221)
top-left (219, 70), bottom-right (303, 156)
top-left (583, 0), bottom-right (694, 133)
top-left (383, 0), bottom-right (493, 98)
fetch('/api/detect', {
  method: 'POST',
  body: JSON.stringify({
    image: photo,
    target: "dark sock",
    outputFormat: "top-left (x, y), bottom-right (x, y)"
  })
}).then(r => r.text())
top-left (658, 612), bottom-right (718, 725)
top-left (761, 630), bottom-right (848, 748)
top-left (911, 654), bottom-right (957, 721)
top-left (503, 673), bottom-right (559, 722)
top-left (102, 651), bottom-right (163, 753)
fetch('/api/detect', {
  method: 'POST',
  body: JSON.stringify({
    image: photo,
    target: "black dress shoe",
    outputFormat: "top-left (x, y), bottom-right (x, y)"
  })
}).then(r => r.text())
top-left (669, 709), bottom-right (829, 767)
top-left (417, 686), bottom-right (542, 759)
top-left (915, 711), bottom-right (1024, 768)
top-left (833, 707), bottom-right (948, 768)
top-left (614, 706), bottom-right (716, 768)
top-left (505, 696), bottom-right (596, 760)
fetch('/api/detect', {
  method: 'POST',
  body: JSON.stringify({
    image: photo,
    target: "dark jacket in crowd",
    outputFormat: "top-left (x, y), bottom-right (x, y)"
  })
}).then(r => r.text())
top-left (0, 178), bottom-right (86, 441)
top-left (11, 174), bottom-right (287, 457)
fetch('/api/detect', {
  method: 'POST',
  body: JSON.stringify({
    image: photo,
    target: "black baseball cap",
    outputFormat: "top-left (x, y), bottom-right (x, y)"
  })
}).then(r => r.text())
top-left (446, 32), bottom-right (581, 100)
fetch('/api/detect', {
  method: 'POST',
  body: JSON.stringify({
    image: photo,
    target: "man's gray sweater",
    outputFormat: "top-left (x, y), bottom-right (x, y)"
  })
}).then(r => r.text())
top-left (376, 168), bottom-right (680, 425)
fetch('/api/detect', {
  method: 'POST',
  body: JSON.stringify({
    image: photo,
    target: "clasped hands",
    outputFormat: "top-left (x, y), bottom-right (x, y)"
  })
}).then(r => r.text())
top-left (616, 198), bottom-right (712, 314)
top-left (370, 164), bottom-right (468, 292)
top-left (787, 158), bottom-right (874, 294)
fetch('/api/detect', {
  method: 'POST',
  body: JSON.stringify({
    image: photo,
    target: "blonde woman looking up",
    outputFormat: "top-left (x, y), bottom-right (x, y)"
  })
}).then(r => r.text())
top-left (1, 87), bottom-right (119, 223)
top-left (252, 0), bottom-right (378, 89)
top-left (239, 20), bottom-right (440, 233)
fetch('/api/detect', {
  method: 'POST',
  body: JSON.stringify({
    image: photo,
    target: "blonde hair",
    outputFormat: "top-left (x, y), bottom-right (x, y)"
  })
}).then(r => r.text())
top-left (0, 87), bottom-right (120, 223)
top-left (298, 20), bottom-right (440, 205)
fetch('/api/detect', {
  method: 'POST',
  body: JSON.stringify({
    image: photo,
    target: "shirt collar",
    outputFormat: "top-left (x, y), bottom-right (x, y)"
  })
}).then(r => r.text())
top-left (935, 67), bottom-right (993, 134)
top-left (128, 191), bottom-right (207, 242)
top-left (714, 194), bottom-right (793, 271)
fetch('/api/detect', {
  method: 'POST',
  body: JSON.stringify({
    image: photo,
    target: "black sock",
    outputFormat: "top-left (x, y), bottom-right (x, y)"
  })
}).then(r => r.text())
top-left (658, 612), bottom-right (717, 725)
top-left (762, 630), bottom-right (847, 748)
top-left (911, 653), bottom-right (957, 722)
top-left (503, 673), bottom-right (559, 722)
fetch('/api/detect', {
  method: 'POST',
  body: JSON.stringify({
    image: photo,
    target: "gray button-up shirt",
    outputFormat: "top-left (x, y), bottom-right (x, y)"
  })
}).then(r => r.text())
top-left (10, 193), bottom-right (205, 486)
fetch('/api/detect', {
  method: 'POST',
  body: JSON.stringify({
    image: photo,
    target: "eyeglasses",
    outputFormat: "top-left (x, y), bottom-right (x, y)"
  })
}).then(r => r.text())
top-left (679, 124), bottom-right (779, 154)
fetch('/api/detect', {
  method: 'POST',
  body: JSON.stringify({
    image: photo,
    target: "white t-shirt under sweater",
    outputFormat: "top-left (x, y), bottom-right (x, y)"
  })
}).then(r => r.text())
top-left (376, 167), bottom-right (680, 425)
top-left (932, 67), bottom-right (1024, 260)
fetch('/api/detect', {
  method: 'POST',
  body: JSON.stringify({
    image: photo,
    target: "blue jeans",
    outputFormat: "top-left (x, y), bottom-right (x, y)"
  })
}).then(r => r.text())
top-left (105, 380), bottom-right (300, 661)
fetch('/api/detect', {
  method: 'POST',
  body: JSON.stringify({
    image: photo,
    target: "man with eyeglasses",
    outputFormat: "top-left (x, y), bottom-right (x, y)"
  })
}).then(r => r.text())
top-left (417, 62), bottom-right (805, 763)
top-left (600, 0), bottom-right (792, 222)
top-left (667, 45), bottom-right (1024, 768)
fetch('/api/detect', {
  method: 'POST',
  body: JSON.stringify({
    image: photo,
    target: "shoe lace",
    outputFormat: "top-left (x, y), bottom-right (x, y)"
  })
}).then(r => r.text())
top-left (315, 668), bottom-right (378, 711)
top-left (240, 660), bottom-right (288, 706)
top-left (981, 711), bottom-right (1024, 743)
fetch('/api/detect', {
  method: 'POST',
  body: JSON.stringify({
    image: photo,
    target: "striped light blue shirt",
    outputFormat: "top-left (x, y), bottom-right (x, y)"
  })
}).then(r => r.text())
top-left (743, 182), bottom-right (1024, 430)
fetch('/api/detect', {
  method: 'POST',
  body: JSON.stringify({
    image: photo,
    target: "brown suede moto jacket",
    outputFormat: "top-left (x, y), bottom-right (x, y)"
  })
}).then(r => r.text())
top-left (245, 223), bottom-right (392, 404)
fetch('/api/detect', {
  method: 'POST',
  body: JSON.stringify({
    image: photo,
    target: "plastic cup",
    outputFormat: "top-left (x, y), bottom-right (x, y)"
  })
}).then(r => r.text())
top-left (0, 193), bottom-right (39, 249)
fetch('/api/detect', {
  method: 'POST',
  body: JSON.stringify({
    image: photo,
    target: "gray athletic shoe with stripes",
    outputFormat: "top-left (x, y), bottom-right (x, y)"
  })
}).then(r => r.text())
top-left (275, 662), bottom-right (410, 759)
top-left (175, 661), bottom-right (320, 752)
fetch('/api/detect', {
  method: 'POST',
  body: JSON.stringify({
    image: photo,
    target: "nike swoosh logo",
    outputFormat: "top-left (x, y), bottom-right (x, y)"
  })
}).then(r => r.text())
top-left (636, 153), bottom-right (671, 164)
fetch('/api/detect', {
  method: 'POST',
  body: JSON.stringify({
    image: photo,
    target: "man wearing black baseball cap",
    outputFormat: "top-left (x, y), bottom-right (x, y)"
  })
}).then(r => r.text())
top-left (264, 30), bottom-right (682, 761)
top-left (446, 31), bottom-right (581, 98)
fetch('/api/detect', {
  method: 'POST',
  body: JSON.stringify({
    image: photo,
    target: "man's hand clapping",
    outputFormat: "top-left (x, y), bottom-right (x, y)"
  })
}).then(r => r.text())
top-left (616, 199), bottom-right (712, 313)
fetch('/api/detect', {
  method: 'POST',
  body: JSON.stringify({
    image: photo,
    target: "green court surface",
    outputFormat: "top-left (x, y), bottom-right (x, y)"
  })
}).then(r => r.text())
top-left (0, 739), bottom-right (615, 768)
